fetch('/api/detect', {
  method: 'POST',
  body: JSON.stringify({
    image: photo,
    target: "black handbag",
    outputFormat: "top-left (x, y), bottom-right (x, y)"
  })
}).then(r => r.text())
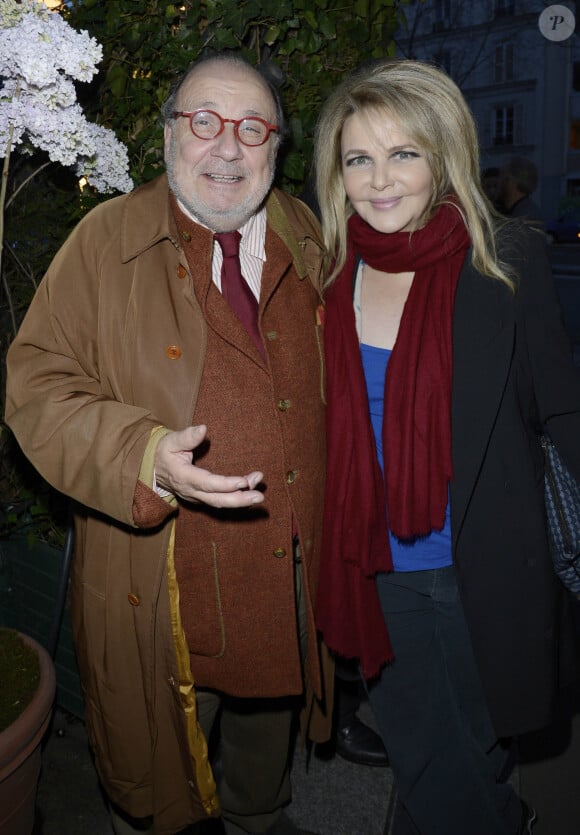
top-left (541, 434), bottom-right (580, 594)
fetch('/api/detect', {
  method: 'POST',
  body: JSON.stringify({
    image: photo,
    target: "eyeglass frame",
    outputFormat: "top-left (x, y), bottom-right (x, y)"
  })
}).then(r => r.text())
top-left (172, 109), bottom-right (279, 147)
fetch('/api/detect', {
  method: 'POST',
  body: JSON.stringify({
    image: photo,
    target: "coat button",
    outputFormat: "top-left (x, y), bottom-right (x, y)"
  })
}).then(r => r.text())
top-left (166, 345), bottom-right (182, 359)
top-left (128, 593), bottom-right (140, 606)
top-left (181, 230), bottom-right (191, 241)
top-left (286, 470), bottom-right (297, 484)
top-left (273, 548), bottom-right (286, 559)
top-left (277, 399), bottom-right (291, 411)
top-left (266, 331), bottom-right (278, 341)
top-left (177, 265), bottom-right (187, 279)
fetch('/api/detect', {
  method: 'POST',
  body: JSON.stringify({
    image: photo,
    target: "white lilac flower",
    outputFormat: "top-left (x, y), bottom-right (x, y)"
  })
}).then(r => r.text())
top-left (0, 0), bottom-right (132, 194)
top-left (76, 124), bottom-right (134, 194)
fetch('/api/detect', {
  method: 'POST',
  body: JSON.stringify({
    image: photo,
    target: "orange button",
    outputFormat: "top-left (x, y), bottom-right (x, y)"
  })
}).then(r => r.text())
top-left (128, 593), bottom-right (140, 606)
top-left (177, 265), bottom-right (187, 279)
top-left (166, 345), bottom-right (182, 359)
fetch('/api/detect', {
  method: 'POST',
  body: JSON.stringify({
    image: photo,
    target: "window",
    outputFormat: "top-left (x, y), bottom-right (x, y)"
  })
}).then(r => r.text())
top-left (433, 0), bottom-right (451, 31)
top-left (494, 106), bottom-right (514, 145)
top-left (435, 0), bottom-right (451, 19)
top-left (494, 43), bottom-right (514, 83)
top-left (571, 120), bottom-right (580, 150)
top-left (495, 0), bottom-right (515, 16)
top-left (573, 62), bottom-right (580, 93)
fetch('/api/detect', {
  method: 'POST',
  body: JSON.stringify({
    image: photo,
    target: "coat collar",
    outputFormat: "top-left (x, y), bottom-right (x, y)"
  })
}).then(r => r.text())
top-left (118, 174), bottom-right (325, 281)
top-left (120, 174), bottom-right (178, 263)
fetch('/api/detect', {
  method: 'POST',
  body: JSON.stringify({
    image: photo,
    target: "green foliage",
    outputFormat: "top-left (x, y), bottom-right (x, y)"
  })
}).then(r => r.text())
top-left (0, 425), bottom-right (68, 548)
top-left (1, 157), bottom-right (83, 342)
top-left (67, 0), bottom-right (404, 192)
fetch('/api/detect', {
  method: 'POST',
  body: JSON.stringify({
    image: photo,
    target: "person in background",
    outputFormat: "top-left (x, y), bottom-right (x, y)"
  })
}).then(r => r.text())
top-left (313, 58), bottom-right (580, 835)
top-left (498, 156), bottom-right (544, 230)
top-left (481, 166), bottom-right (503, 211)
top-left (5, 52), bottom-right (332, 835)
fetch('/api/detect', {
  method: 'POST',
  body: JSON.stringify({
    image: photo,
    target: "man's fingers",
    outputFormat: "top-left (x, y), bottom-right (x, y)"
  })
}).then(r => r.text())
top-left (189, 487), bottom-right (265, 509)
top-left (182, 468), bottom-right (264, 507)
top-left (190, 468), bottom-right (263, 494)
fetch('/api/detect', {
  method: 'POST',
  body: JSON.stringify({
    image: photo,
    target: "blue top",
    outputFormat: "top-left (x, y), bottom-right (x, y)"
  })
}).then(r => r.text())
top-left (360, 342), bottom-right (452, 572)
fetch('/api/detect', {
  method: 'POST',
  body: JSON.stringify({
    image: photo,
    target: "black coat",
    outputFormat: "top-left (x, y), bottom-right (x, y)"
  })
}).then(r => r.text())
top-left (450, 223), bottom-right (580, 738)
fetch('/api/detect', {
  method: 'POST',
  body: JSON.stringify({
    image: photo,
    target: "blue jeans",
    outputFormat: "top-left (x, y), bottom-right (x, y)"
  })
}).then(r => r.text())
top-left (367, 565), bottom-right (523, 835)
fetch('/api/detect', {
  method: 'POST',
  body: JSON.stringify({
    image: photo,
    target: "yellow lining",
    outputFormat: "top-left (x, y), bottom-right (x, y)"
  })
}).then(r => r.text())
top-left (139, 426), bottom-right (178, 506)
top-left (166, 523), bottom-right (220, 814)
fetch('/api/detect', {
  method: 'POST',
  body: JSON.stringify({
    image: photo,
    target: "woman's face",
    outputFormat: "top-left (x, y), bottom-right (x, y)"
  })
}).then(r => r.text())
top-left (341, 110), bottom-right (434, 234)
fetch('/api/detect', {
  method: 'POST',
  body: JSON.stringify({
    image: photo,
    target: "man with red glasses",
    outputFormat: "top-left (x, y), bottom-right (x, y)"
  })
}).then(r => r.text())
top-left (6, 53), bottom-right (330, 835)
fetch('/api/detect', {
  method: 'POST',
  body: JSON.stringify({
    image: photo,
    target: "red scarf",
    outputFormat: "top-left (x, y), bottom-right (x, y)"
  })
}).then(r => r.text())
top-left (316, 203), bottom-right (471, 679)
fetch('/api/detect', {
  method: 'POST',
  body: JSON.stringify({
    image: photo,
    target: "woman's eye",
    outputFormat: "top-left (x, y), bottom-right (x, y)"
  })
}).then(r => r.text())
top-left (345, 155), bottom-right (370, 167)
top-left (394, 150), bottom-right (420, 161)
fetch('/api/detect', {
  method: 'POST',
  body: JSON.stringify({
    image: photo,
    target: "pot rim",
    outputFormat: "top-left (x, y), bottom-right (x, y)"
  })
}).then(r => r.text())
top-left (0, 631), bottom-right (56, 776)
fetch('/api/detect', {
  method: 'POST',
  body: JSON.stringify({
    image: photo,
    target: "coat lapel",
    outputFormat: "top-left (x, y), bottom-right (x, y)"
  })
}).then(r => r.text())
top-left (450, 256), bottom-right (515, 546)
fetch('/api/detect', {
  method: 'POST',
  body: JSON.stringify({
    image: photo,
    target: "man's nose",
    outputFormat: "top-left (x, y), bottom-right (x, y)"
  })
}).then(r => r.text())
top-left (211, 123), bottom-right (243, 160)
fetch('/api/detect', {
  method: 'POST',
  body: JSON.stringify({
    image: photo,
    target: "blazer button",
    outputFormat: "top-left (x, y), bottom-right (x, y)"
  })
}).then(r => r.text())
top-left (273, 548), bottom-right (286, 559)
top-left (181, 230), bottom-right (191, 241)
top-left (266, 331), bottom-right (278, 341)
top-left (286, 470), bottom-right (297, 484)
top-left (128, 593), bottom-right (140, 606)
top-left (176, 264), bottom-right (187, 279)
top-left (278, 399), bottom-right (291, 411)
top-left (166, 345), bottom-right (182, 359)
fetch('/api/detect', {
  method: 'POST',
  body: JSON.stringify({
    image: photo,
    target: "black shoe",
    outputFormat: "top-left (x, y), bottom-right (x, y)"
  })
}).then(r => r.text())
top-left (519, 801), bottom-right (537, 834)
top-left (335, 716), bottom-right (389, 766)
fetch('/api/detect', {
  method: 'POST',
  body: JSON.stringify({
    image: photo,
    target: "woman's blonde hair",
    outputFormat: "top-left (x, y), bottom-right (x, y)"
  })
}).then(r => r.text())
top-left (314, 59), bottom-right (514, 288)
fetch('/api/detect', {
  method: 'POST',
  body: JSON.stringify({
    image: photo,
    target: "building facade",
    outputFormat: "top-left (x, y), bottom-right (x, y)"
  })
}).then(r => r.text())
top-left (393, 0), bottom-right (580, 222)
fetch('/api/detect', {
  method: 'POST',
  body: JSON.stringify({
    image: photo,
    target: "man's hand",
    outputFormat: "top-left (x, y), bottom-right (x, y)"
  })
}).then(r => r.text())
top-left (154, 425), bottom-right (264, 508)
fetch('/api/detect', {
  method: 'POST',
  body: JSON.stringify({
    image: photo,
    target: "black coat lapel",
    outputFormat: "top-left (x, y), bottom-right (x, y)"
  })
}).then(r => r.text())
top-left (450, 256), bottom-right (515, 545)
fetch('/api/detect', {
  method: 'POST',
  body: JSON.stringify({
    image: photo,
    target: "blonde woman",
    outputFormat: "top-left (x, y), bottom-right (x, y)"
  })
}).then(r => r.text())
top-left (314, 59), bottom-right (580, 835)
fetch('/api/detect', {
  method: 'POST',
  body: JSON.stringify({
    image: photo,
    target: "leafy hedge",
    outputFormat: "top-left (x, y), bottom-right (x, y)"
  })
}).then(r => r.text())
top-left (68, 0), bottom-right (402, 191)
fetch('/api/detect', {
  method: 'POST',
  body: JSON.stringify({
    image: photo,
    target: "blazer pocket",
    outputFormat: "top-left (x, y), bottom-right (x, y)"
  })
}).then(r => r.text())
top-left (179, 541), bottom-right (225, 658)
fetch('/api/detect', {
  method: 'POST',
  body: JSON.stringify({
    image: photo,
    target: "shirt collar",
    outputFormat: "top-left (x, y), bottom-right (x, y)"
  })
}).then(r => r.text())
top-left (176, 199), bottom-right (267, 263)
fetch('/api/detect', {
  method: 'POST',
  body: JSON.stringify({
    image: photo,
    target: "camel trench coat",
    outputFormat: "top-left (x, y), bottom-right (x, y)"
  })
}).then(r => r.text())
top-left (5, 175), bottom-right (332, 833)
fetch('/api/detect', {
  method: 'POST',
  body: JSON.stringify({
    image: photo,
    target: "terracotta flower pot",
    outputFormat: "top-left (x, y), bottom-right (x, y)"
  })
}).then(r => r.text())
top-left (0, 632), bottom-right (56, 835)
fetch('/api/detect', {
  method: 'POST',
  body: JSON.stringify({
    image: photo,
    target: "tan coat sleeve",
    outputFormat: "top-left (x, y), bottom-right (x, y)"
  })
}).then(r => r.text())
top-left (5, 205), bottom-right (165, 527)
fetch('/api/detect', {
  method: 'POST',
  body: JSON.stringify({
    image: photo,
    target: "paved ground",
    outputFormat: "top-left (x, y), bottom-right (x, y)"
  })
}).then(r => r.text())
top-left (33, 681), bottom-right (580, 835)
top-left (34, 702), bottom-right (395, 835)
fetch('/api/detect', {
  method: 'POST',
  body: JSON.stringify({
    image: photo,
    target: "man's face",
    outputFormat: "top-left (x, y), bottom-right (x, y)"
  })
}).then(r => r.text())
top-left (164, 61), bottom-right (279, 232)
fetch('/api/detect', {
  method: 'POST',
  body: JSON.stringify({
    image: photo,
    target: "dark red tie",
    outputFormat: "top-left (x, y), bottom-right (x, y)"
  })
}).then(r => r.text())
top-left (214, 231), bottom-right (263, 357)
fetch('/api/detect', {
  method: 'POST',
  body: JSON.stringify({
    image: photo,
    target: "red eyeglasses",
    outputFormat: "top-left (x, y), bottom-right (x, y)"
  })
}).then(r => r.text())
top-left (172, 110), bottom-right (278, 147)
